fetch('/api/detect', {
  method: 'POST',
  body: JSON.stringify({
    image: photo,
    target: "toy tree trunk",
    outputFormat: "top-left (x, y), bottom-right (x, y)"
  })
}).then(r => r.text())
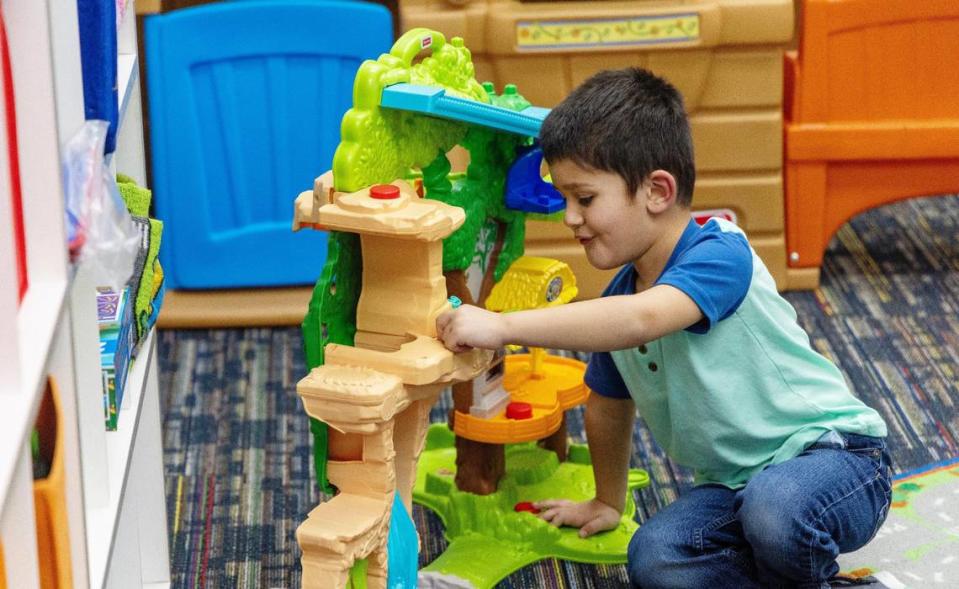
top-left (451, 381), bottom-right (505, 495)
top-left (540, 415), bottom-right (568, 462)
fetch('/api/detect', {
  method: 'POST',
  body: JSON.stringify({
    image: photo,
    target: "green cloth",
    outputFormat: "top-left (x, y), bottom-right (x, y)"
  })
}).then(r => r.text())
top-left (611, 220), bottom-right (887, 489)
top-left (116, 175), bottom-right (164, 341)
top-left (136, 217), bottom-right (164, 338)
top-left (116, 173), bottom-right (151, 217)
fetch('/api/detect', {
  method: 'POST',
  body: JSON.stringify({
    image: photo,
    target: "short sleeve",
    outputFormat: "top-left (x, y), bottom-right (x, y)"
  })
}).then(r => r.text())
top-left (584, 351), bottom-right (631, 399)
top-left (582, 264), bottom-right (636, 399)
top-left (656, 223), bottom-right (752, 334)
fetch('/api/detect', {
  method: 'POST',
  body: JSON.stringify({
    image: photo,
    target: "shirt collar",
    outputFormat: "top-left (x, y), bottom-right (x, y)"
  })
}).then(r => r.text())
top-left (655, 218), bottom-right (701, 283)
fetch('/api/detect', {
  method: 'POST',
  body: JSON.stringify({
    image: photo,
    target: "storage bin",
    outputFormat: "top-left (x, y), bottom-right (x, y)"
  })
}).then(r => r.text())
top-left (0, 540), bottom-right (7, 589)
top-left (32, 377), bottom-right (72, 589)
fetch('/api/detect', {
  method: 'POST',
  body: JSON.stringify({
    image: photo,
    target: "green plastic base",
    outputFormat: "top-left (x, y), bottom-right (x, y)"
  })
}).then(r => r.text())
top-left (347, 558), bottom-right (368, 589)
top-left (413, 424), bottom-right (650, 588)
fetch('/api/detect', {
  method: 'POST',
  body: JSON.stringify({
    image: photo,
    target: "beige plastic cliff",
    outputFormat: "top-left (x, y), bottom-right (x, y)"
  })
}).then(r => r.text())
top-left (295, 180), bottom-right (490, 588)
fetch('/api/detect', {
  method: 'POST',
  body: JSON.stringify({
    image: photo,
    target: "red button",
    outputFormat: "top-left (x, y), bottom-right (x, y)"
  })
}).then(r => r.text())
top-left (369, 184), bottom-right (400, 199)
top-left (506, 401), bottom-right (533, 420)
top-left (514, 501), bottom-right (540, 514)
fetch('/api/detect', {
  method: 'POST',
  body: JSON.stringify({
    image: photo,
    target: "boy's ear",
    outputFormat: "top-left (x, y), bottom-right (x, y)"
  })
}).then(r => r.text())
top-left (645, 170), bottom-right (678, 213)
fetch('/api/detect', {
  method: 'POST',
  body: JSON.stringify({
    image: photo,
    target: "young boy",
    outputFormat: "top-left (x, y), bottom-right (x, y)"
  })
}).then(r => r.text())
top-left (436, 68), bottom-right (891, 588)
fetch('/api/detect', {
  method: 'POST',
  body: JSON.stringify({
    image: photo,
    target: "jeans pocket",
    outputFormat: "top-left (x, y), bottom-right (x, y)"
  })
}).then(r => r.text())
top-left (846, 446), bottom-right (882, 459)
top-left (695, 512), bottom-right (739, 553)
top-left (866, 472), bottom-right (893, 543)
top-left (841, 433), bottom-right (886, 458)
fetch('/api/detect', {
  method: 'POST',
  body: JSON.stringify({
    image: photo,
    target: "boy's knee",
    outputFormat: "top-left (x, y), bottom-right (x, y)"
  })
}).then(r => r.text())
top-left (627, 524), bottom-right (690, 589)
top-left (737, 476), bottom-right (835, 578)
top-left (737, 479), bottom-right (797, 551)
top-left (738, 498), bottom-right (793, 561)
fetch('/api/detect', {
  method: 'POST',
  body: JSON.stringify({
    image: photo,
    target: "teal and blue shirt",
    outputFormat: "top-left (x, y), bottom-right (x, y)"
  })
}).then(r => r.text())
top-left (586, 218), bottom-right (887, 489)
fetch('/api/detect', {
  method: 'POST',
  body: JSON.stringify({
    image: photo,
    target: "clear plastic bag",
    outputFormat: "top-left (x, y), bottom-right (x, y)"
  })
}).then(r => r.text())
top-left (62, 121), bottom-right (139, 290)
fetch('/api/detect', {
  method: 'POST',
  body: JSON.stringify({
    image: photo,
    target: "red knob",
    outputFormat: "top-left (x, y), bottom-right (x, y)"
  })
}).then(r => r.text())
top-left (369, 184), bottom-right (400, 199)
top-left (506, 401), bottom-right (533, 420)
top-left (514, 501), bottom-right (540, 514)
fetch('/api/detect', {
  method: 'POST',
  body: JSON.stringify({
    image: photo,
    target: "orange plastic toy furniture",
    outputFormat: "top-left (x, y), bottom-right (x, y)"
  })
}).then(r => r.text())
top-left (784, 0), bottom-right (959, 287)
top-left (452, 353), bottom-right (589, 445)
top-left (452, 256), bottom-right (588, 450)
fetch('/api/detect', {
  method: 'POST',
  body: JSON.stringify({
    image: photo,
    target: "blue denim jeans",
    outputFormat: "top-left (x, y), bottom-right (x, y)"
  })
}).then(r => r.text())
top-left (627, 432), bottom-right (892, 589)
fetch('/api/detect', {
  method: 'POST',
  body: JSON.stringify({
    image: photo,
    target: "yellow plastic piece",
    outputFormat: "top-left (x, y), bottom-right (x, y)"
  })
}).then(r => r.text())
top-left (486, 256), bottom-right (578, 379)
top-left (454, 354), bottom-right (590, 444)
top-left (485, 256), bottom-right (578, 313)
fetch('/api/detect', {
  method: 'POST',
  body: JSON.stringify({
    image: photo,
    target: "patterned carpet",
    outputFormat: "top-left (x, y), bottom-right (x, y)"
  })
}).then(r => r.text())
top-left (157, 195), bottom-right (959, 588)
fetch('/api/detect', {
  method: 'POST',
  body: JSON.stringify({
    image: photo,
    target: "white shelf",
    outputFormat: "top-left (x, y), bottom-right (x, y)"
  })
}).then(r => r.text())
top-left (0, 392), bottom-right (39, 514)
top-left (1, 0), bottom-right (169, 585)
top-left (117, 54), bottom-right (138, 140)
top-left (0, 278), bottom-right (69, 510)
top-left (85, 330), bottom-right (156, 589)
top-left (17, 280), bottom-right (69, 394)
top-left (0, 448), bottom-right (41, 587)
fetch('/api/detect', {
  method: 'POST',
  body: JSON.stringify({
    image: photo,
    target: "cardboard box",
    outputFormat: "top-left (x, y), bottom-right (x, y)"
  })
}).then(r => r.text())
top-left (98, 288), bottom-right (134, 430)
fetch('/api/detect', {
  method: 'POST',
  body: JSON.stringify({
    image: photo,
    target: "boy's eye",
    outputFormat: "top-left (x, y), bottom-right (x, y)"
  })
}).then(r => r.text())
top-left (577, 196), bottom-right (594, 207)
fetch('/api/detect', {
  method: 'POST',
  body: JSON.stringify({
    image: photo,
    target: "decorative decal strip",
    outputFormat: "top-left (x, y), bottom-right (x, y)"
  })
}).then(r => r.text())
top-left (517, 13), bottom-right (700, 50)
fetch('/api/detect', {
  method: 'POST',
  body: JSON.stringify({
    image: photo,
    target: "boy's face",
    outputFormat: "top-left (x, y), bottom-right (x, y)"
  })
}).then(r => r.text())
top-left (550, 159), bottom-right (656, 270)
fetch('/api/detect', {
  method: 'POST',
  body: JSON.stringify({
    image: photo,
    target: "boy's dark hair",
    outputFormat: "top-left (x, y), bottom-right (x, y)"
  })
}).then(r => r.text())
top-left (539, 67), bottom-right (696, 207)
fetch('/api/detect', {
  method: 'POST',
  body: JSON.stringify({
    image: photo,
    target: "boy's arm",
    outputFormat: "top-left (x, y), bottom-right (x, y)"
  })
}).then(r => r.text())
top-left (587, 391), bottom-right (636, 513)
top-left (437, 283), bottom-right (703, 353)
top-left (536, 391), bottom-right (636, 537)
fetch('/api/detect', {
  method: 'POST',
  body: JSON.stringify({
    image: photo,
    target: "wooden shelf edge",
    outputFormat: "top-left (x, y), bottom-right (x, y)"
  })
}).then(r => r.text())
top-left (158, 287), bottom-right (313, 328)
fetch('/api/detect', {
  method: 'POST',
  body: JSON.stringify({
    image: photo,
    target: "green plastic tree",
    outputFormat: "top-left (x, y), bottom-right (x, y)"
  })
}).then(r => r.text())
top-left (302, 29), bottom-right (495, 493)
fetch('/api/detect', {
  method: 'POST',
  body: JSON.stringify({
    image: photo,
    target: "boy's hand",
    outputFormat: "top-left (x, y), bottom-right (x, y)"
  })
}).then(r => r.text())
top-left (534, 498), bottom-right (621, 538)
top-left (436, 304), bottom-right (507, 352)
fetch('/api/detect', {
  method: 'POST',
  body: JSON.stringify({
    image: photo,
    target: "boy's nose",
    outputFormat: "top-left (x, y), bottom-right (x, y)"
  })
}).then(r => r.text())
top-left (563, 207), bottom-right (582, 228)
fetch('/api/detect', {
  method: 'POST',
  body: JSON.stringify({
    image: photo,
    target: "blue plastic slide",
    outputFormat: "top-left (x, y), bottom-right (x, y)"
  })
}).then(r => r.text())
top-left (380, 83), bottom-right (551, 137)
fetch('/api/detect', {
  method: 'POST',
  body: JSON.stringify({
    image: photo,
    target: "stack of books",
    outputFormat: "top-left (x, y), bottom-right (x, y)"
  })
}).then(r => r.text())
top-left (97, 288), bottom-right (134, 430)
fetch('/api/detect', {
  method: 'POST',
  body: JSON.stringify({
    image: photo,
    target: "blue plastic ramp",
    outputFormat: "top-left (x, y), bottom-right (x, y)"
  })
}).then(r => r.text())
top-left (381, 83), bottom-right (550, 137)
top-left (505, 146), bottom-right (565, 214)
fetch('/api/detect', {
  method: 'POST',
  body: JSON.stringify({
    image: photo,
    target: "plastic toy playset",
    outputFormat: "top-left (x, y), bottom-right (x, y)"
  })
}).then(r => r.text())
top-left (291, 28), bottom-right (648, 588)
top-left (288, 1), bottom-right (959, 585)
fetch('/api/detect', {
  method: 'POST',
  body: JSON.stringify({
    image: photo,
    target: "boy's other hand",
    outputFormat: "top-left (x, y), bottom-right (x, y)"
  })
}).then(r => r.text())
top-left (435, 304), bottom-right (507, 352)
top-left (534, 498), bottom-right (621, 538)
